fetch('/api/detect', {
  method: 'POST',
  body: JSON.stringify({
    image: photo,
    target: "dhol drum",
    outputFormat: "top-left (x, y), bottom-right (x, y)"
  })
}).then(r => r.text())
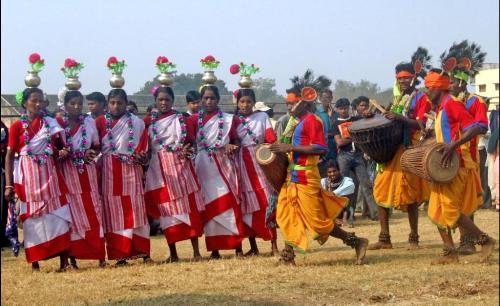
top-left (347, 114), bottom-right (403, 163)
top-left (255, 144), bottom-right (289, 192)
top-left (400, 140), bottom-right (459, 183)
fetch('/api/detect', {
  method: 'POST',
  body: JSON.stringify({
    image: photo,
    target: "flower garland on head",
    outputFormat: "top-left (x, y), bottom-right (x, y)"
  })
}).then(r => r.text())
top-left (61, 58), bottom-right (84, 78)
top-left (20, 113), bottom-right (52, 165)
top-left (63, 112), bottom-right (87, 173)
top-left (151, 110), bottom-right (187, 153)
top-left (105, 112), bottom-right (135, 163)
top-left (238, 114), bottom-right (259, 145)
top-left (197, 109), bottom-right (224, 157)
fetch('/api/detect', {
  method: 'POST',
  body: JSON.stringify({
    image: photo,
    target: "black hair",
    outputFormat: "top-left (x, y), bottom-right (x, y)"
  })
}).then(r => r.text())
top-left (146, 104), bottom-right (155, 113)
top-left (127, 100), bottom-right (138, 109)
top-left (320, 88), bottom-right (333, 95)
top-left (335, 98), bottom-right (350, 108)
top-left (326, 159), bottom-right (339, 170)
top-left (86, 91), bottom-right (107, 107)
top-left (154, 86), bottom-right (175, 102)
top-left (395, 62), bottom-right (415, 75)
top-left (266, 109), bottom-right (274, 118)
top-left (21, 88), bottom-right (44, 109)
top-left (108, 89), bottom-right (128, 103)
top-left (236, 88), bottom-right (256, 103)
top-left (200, 85), bottom-right (220, 101)
top-left (186, 90), bottom-right (201, 103)
top-left (64, 90), bottom-right (83, 105)
top-left (352, 96), bottom-right (369, 108)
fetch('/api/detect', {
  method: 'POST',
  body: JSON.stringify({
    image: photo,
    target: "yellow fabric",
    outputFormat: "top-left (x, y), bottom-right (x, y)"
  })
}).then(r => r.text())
top-left (276, 167), bottom-right (347, 252)
top-left (428, 168), bottom-right (482, 229)
top-left (373, 145), bottom-right (430, 211)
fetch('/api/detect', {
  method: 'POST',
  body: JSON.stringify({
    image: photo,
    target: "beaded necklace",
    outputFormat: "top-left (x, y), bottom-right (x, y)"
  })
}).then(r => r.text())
top-left (63, 113), bottom-right (87, 173)
top-left (197, 109), bottom-right (224, 157)
top-left (20, 113), bottom-right (52, 165)
top-left (238, 113), bottom-right (259, 145)
top-left (105, 112), bottom-right (135, 163)
top-left (151, 110), bottom-right (187, 153)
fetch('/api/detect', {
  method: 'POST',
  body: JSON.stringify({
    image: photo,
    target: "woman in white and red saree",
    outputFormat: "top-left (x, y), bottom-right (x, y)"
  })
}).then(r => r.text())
top-left (235, 88), bottom-right (279, 256)
top-left (95, 89), bottom-right (151, 266)
top-left (190, 85), bottom-right (245, 259)
top-left (57, 90), bottom-right (105, 268)
top-left (4, 87), bottom-right (72, 272)
top-left (144, 86), bottom-right (205, 262)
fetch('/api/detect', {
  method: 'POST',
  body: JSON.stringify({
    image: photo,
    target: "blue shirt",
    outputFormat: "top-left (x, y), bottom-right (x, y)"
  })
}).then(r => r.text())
top-left (315, 104), bottom-right (337, 160)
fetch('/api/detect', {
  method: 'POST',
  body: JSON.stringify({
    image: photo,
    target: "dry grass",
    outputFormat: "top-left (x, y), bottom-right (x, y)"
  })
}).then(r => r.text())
top-left (2, 209), bottom-right (499, 306)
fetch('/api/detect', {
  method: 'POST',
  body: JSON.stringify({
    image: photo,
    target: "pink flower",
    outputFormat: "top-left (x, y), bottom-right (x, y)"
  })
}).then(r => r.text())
top-left (150, 85), bottom-right (160, 96)
top-left (29, 53), bottom-right (41, 64)
top-left (64, 58), bottom-right (78, 68)
top-left (156, 56), bottom-right (169, 65)
top-left (107, 56), bottom-right (118, 67)
top-left (229, 64), bottom-right (240, 75)
top-left (204, 55), bottom-right (215, 62)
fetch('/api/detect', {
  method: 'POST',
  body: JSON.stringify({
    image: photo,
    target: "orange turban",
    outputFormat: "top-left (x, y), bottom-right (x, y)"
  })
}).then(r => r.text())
top-left (424, 71), bottom-right (450, 90)
top-left (396, 71), bottom-right (415, 79)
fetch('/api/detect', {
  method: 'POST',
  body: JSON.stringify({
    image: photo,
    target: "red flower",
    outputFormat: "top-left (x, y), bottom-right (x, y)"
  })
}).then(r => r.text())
top-left (204, 55), bottom-right (215, 62)
top-left (107, 56), bottom-right (118, 67)
top-left (64, 58), bottom-right (78, 68)
top-left (29, 53), bottom-right (41, 64)
top-left (156, 56), bottom-right (169, 65)
top-left (229, 64), bottom-right (240, 75)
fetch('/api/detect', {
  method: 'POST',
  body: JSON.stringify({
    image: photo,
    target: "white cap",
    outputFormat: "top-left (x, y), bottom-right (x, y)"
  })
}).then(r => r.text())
top-left (253, 101), bottom-right (271, 112)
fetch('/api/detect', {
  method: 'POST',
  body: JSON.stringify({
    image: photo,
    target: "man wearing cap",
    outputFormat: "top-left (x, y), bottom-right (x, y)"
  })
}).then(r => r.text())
top-left (424, 69), bottom-right (495, 264)
top-left (253, 101), bottom-right (276, 128)
top-left (270, 84), bottom-right (368, 266)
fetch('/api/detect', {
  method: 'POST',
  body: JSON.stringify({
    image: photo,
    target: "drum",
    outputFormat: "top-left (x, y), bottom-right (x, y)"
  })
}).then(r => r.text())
top-left (255, 144), bottom-right (289, 192)
top-left (347, 114), bottom-right (403, 163)
top-left (400, 141), bottom-right (459, 183)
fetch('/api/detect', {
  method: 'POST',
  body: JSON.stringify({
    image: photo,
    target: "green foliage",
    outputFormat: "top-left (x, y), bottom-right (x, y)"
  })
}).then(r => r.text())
top-left (252, 78), bottom-right (284, 103)
top-left (332, 79), bottom-right (393, 106)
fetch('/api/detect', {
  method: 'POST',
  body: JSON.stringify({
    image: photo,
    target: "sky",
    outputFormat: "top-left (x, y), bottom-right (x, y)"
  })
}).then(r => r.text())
top-left (1, 0), bottom-right (499, 96)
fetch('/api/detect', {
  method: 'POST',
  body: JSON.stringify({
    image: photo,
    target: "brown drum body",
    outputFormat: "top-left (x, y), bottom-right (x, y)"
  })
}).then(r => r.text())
top-left (347, 114), bottom-right (403, 163)
top-left (400, 141), bottom-right (459, 183)
top-left (255, 144), bottom-right (289, 192)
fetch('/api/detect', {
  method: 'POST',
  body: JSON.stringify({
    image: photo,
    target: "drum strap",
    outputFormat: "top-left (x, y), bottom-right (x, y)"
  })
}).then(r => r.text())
top-left (288, 164), bottom-right (312, 171)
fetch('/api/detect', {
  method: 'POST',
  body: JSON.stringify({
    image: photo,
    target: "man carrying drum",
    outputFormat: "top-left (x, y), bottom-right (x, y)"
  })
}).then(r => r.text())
top-left (424, 69), bottom-right (495, 264)
top-left (369, 51), bottom-right (432, 251)
top-left (270, 79), bottom-right (369, 266)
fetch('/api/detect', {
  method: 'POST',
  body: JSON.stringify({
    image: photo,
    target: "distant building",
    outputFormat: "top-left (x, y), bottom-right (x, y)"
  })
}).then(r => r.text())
top-left (472, 63), bottom-right (499, 107)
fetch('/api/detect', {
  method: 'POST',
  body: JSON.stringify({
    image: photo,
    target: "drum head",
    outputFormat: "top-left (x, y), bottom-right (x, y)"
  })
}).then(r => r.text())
top-left (256, 145), bottom-right (274, 165)
top-left (348, 114), bottom-right (392, 132)
top-left (426, 146), bottom-right (460, 183)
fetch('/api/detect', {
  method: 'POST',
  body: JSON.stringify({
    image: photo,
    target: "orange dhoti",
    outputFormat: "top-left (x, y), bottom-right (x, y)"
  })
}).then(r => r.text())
top-left (276, 171), bottom-right (347, 252)
top-left (428, 167), bottom-right (482, 229)
top-left (373, 146), bottom-right (430, 211)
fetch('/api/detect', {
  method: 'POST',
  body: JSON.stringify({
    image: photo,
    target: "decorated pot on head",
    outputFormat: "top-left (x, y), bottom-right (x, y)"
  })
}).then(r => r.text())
top-left (107, 56), bottom-right (126, 88)
top-left (229, 61), bottom-right (260, 89)
top-left (24, 53), bottom-right (45, 88)
top-left (200, 55), bottom-right (220, 86)
top-left (61, 57), bottom-right (84, 90)
top-left (156, 55), bottom-right (176, 87)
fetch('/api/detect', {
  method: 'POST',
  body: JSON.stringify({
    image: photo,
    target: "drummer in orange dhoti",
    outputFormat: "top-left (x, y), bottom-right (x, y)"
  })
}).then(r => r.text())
top-left (424, 69), bottom-right (495, 264)
top-left (369, 48), bottom-right (432, 250)
top-left (270, 77), bottom-right (369, 265)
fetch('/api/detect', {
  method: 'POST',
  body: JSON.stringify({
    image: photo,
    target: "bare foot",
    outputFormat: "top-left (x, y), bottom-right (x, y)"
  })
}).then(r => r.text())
top-left (98, 260), bottom-right (107, 268)
top-left (31, 262), bottom-right (40, 272)
top-left (209, 251), bottom-right (221, 260)
top-left (367, 241), bottom-right (393, 250)
top-left (244, 249), bottom-right (259, 257)
top-left (163, 256), bottom-right (179, 264)
top-left (431, 254), bottom-right (459, 265)
top-left (115, 260), bottom-right (128, 267)
top-left (143, 255), bottom-right (154, 264)
top-left (191, 254), bottom-right (203, 262)
top-left (271, 248), bottom-right (280, 257)
top-left (479, 236), bottom-right (496, 263)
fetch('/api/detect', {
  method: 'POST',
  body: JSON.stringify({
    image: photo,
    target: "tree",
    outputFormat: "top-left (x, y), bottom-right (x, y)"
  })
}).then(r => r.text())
top-left (332, 79), bottom-right (394, 107)
top-left (135, 73), bottom-right (230, 96)
top-left (251, 78), bottom-right (284, 103)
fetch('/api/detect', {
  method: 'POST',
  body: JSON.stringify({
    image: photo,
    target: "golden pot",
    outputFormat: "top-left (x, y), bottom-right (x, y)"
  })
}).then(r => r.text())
top-left (158, 72), bottom-right (173, 86)
top-left (201, 71), bottom-right (217, 85)
top-left (238, 75), bottom-right (253, 88)
top-left (24, 71), bottom-right (41, 88)
top-left (110, 73), bottom-right (125, 88)
top-left (65, 77), bottom-right (82, 90)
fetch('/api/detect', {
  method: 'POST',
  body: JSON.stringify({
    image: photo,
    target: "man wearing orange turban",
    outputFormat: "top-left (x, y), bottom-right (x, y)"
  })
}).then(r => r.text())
top-left (424, 69), bottom-right (495, 264)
